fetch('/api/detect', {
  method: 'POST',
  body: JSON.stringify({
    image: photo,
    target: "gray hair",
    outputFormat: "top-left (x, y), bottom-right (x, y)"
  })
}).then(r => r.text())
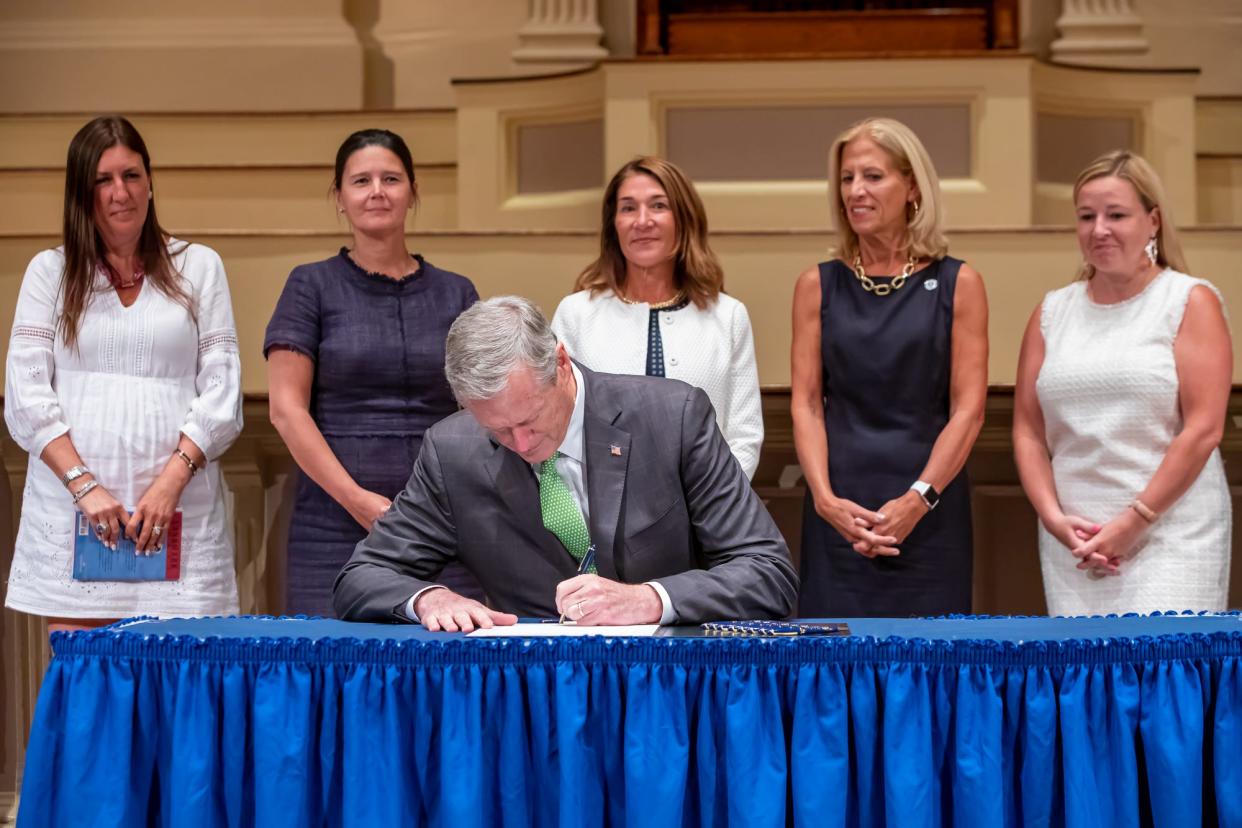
top-left (444, 295), bottom-right (559, 402)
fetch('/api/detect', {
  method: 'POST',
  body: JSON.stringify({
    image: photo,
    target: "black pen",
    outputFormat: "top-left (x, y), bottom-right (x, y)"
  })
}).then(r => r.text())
top-left (559, 542), bottom-right (597, 624)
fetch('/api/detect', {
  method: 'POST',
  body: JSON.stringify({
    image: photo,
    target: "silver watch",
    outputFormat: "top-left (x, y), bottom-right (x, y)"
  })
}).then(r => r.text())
top-left (61, 465), bottom-right (91, 488)
top-left (910, 480), bottom-right (941, 511)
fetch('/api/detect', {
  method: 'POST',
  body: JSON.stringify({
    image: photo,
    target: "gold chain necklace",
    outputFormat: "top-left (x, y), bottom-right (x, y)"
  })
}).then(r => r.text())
top-left (852, 254), bottom-right (917, 297)
top-left (618, 289), bottom-right (686, 309)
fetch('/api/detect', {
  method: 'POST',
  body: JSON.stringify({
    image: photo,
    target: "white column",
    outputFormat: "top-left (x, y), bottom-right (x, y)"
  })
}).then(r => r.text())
top-left (513, 0), bottom-right (609, 64)
top-left (1050, 0), bottom-right (1150, 63)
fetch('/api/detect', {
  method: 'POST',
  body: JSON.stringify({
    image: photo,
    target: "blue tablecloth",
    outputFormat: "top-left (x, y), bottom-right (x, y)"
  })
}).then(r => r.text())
top-left (19, 614), bottom-right (1242, 827)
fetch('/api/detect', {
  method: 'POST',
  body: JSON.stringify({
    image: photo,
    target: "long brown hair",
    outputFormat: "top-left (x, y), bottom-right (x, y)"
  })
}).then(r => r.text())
top-left (575, 156), bottom-right (724, 308)
top-left (60, 115), bottom-right (194, 348)
top-left (1071, 149), bottom-right (1188, 280)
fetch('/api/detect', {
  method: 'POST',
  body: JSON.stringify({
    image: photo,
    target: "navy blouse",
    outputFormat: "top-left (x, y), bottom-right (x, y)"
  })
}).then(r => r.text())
top-left (263, 249), bottom-right (478, 439)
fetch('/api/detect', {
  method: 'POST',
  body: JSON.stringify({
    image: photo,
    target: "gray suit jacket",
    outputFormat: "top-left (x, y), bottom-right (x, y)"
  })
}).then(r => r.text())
top-left (333, 365), bottom-right (797, 623)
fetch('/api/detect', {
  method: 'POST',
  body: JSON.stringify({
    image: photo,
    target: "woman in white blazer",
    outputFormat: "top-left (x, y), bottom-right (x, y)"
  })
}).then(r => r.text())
top-left (551, 156), bottom-right (763, 479)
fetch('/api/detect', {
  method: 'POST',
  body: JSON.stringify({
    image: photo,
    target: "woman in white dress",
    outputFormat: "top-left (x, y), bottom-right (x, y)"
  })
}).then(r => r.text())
top-left (4, 116), bottom-right (242, 633)
top-left (551, 156), bottom-right (762, 479)
top-left (1013, 150), bottom-right (1232, 615)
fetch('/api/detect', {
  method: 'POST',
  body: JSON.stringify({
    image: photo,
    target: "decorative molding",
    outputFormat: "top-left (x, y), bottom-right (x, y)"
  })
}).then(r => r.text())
top-left (1051, 0), bottom-right (1150, 61)
top-left (513, 0), bottom-right (609, 64)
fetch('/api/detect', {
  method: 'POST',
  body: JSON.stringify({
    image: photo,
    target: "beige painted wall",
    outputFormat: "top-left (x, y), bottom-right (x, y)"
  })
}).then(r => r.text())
top-left (0, 0), bottom-right (365, 112)
top-left (1131, 0), bottom-right (1242, 96)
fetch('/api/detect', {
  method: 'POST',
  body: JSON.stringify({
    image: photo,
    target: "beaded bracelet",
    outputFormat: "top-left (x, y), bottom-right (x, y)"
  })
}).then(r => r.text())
top-left (71, 479), bottom-right (99, 504)
top-left (174, 449), bottom-right (200, 476)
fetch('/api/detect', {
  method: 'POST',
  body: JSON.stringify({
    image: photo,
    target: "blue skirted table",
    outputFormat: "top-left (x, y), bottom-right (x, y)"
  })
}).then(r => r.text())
top-left (18, 614), bottom-right (1242, 827)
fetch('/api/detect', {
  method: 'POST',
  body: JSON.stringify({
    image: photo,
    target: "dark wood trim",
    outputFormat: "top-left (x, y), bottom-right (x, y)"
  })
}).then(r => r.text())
top-left (636, 0), bottom-right (664, 56)
top-left (990, 0), bottom-right (1019, 49)
top-left (634, 2), bottom-right (1024, 58)
top-left (618, 48), bottom-right (1032, 62)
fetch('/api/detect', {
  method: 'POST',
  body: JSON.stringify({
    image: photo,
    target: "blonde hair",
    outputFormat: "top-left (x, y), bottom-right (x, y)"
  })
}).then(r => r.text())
top-left (828, 117), bottom-right (949, 264)
top-left (575, 156), bottom-right (724, 308)
top-left (1072, 150), bottom-right (1187, 280)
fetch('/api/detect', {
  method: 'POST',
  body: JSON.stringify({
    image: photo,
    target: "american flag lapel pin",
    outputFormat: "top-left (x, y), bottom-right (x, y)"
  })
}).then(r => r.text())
top-left (609, 444), bottom-right (623, 457)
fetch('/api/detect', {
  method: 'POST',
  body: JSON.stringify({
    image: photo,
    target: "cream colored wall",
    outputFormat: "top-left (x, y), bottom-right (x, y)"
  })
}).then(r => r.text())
top-left (1131, 0), bottom-right (1242, 96)
top-left (0, 0), bottom-right (364, 112)
top-left (0, 112), bottom-right (459, 235)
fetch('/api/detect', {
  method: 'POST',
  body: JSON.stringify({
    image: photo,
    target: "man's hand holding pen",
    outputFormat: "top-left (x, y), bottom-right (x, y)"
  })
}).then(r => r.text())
top-left (554, 577), bottom-right (663, 626)
top-left (415, 543), bottom-right (663, 630)
top-left (554, 542), bottom-right (662, 626)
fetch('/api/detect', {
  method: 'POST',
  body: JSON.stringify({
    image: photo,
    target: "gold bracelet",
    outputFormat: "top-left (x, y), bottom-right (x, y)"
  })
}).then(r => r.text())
top-left (1130, 499), bottom-right (1158, 524)
top-left (174, 448), bottom-right (200, 476)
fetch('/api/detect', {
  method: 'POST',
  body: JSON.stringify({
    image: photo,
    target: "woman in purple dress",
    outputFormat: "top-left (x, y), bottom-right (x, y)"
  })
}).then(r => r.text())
top-left (265, 129), bottom-right (480, 616)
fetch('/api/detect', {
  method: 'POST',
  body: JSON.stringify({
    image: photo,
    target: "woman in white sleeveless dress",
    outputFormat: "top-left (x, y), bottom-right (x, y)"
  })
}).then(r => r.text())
top-left (1013, 150), bottom-right (1232, 615)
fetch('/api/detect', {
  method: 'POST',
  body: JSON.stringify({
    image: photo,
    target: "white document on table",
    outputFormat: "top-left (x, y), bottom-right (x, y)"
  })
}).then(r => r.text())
top-left (468, 623), bottom-right (660, 637)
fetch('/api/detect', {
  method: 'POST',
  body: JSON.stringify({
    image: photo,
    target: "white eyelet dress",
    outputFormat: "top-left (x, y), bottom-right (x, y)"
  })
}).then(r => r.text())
top-left (4, 240), bottom-right (242, 618)
top-left (1035, 269), bottom-right (1232, 615)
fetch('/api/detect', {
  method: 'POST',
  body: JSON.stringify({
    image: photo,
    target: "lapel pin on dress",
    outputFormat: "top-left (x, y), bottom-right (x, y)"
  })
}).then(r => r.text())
top-left (610, 445), bottom-right (623, 457)
top-left (924, 279), bottom-right (939, 291)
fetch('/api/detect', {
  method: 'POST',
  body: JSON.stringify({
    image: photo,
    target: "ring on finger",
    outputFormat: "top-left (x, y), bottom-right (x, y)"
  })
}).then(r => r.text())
top-left (152, 525), bottom-right (164, 536)
top-left (573, 600), bottom-right (585, 617)
top-left (95, 522), bottom-right (107, 535)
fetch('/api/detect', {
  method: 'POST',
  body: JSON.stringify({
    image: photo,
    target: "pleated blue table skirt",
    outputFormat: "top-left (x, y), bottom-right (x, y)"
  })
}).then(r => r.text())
top-left (18, 614), bottom-right (1242, 828)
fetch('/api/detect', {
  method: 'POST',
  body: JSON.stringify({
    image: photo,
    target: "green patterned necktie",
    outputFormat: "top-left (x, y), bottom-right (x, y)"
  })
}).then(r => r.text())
top-left (537, 452), bottom-right (596, 572)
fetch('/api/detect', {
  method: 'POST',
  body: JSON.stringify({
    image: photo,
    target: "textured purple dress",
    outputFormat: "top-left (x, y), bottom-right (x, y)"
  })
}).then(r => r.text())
top-left (264, 250), bottom-right (482, 616)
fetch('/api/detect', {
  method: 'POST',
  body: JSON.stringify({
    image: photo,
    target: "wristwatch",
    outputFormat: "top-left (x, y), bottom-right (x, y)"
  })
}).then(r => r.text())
top-left (910, 480), bottom-right (940, 511)
top-left (60, 465), bottom-right (91, 488)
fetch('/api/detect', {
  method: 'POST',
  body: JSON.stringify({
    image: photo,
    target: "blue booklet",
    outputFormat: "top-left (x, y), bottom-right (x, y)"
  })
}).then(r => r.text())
top-left (72, 511), bottom-right (182, 582)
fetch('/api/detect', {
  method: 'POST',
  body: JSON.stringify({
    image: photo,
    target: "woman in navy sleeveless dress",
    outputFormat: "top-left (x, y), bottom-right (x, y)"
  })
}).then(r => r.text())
top-left (265, 130), bottom-right (481, 616)
top-left (791, 118), bottom-right (988, 617)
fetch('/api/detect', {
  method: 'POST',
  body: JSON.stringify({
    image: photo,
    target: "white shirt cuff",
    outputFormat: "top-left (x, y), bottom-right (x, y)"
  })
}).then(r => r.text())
top-left (404, 585), bottom-right (448, 622)
top-left (646, 581), bottom-right (676, 625)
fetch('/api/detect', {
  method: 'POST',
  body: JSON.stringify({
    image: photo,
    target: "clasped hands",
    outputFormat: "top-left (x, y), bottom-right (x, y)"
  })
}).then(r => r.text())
top-left (76, 468), bottom-right (189, 555)
top-left (413, 575), bottom-right (663, 633)
top-left (817, 490), bottom-right (930, 558)
top-left (1047, 508), bottom-right (1147, 577)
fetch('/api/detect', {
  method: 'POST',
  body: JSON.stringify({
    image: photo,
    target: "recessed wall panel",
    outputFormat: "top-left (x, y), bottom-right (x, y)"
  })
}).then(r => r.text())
top-left (1037, 113), bottom-right (1135, 185)
top-left (664, 104), bottom-right (972, 182)
top-left (517, 119), bottom-right (604, 194)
